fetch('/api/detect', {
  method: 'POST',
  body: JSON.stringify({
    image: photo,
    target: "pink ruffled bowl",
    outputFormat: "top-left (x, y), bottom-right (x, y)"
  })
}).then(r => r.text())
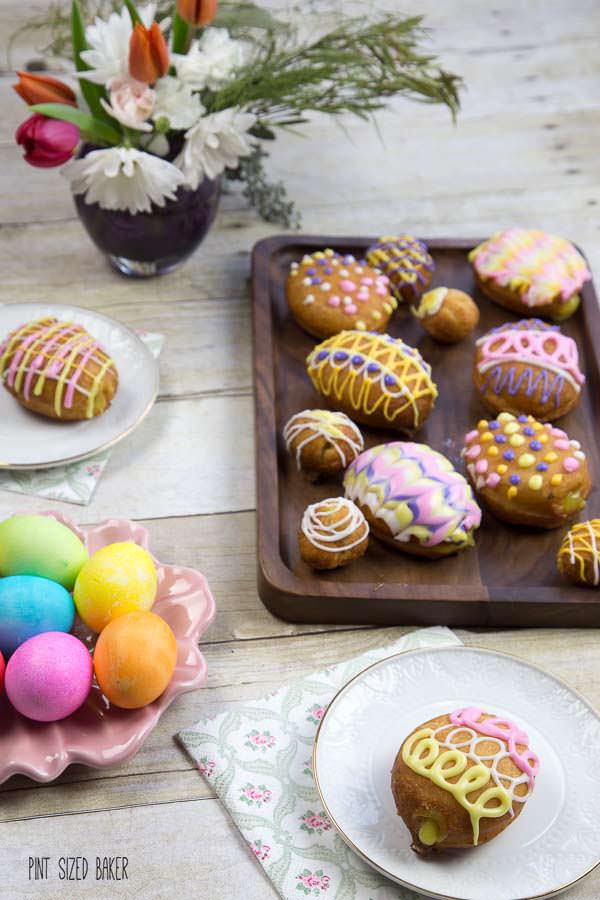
top-left (0, 511), bottom-right (216, 784)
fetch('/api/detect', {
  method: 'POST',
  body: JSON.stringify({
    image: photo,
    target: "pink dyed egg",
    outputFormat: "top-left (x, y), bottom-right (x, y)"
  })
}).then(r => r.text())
top-left (5, 632), bottom-right (92, 722)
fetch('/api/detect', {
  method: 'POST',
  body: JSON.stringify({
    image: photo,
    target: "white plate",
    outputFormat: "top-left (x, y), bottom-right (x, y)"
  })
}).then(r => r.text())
top-left (0, 302), bottom-right (159, 469)
top-left (313, 646), bottom-right (600, 900)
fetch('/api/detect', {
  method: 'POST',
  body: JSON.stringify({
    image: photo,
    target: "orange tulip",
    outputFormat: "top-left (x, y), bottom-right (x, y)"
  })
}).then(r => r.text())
top-left (129, 23), bottom-right (169, 84)
top-left (176, 0), bottom-right (218, 26)
top-left (13, 71), bottom-right (77, 107)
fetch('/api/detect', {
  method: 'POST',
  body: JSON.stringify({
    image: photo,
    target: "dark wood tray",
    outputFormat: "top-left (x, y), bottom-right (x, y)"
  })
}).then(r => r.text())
top-left (252, 235), bottom-right (600, 626)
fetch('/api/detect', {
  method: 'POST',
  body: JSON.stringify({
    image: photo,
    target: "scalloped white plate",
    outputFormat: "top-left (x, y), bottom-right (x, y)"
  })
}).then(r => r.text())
top-left (0, 302), bottom-right (158, 469)
top-left (313, 646), bottom-right (600, 900)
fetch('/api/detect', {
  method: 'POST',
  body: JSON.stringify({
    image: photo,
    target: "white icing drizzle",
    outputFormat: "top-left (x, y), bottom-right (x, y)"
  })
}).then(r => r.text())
top-left (432, 722), bottom-right (533, 816)
top-left (301, 497), bottom-right (368, 553)
top-left (283, 409), bottom-right (364, 470)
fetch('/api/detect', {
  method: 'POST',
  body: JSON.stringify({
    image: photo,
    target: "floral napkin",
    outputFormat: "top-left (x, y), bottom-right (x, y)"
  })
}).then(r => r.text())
top-left (179, 626), bottom-right (462, 900)
top-left (0, 331), bottom-right (164, 506)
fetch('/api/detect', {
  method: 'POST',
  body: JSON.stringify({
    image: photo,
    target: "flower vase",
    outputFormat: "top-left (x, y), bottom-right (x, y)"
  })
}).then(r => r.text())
top-left (73, 176), bottom-right (221, 277)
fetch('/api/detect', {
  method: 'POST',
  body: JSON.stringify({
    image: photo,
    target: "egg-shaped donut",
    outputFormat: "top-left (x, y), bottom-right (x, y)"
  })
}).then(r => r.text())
top-left (557, 519), bottom-right (600, 587)
top-left (469, 228), bottom-right (591, 321)
top-left (463, 412), bottom-right (591, 528)
top-left (391, 707), bottom-right (539, 854)
top-left (283, 409), bottom-right (364, 479)
top-left (306, 331), bottom-right (438, 433)
top-left (366, 234), bottom-right (434, 303)
top-left (344, 442), bottom-right (481, 557)
top-left (286, 249), bottom-right (396, 338)
top-left (473, 318), bottom-right (585, 421)
top-left (298, 497), bottom-right (369, 570)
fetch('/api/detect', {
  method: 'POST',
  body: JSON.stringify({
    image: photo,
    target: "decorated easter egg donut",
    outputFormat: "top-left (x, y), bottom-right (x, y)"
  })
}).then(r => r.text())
top-left (462, 412), bottom-right (591, 528)
top-left (412, 287), bottom-right (479, 343)
top-left (473, 319), bottom-right (585, 421)
top-left (391, 707), bottom-right (539, 855)
top-left (469, 228), bottom-right (591, 321)
top-left (557, 519), bottom-right (600, 587)
top-left (306, 331), bottom-right (438, 433)
top-left (366, 234), bottom-right (434, 303)
top-left (299, 497), bottom-right (369, 570)
top-left (283, 409), bottom-right (364, 479)
top-left (344, 442), bottom-right (481, 557)
top-left (286, 249), bottom-right (396, 338)
top-left (0, 317), bottom-right (119, 420)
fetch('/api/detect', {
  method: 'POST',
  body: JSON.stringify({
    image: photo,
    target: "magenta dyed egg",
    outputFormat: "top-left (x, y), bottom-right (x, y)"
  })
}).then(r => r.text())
top-left (5, 632), bottom-right (92, 722)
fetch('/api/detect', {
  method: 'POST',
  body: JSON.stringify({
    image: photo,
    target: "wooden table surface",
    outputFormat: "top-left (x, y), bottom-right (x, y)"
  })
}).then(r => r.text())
top-left (1, 1), bottom-right (599, 897)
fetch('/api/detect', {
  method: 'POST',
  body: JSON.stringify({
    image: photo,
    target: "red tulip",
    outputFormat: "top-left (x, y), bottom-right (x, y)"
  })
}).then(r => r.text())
top-left (13, 71), bottom-right (77, 107)
top-left (176, 0), bottom-right (218, 26)
top-left (16, 114), bottom-right (79, 168)
top-left (129, 23), bottom-right (169, 84)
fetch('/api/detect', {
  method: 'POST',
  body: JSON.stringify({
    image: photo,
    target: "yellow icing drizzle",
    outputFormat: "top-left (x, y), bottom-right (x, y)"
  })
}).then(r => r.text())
top-left (413, 287), bottom-right (448, 319)
top-left (306, 331), bottom-right (437, 428)
top-left (402, 728), bottom-right (512, 845)
top-left (558, 519), bottom-right (600, 585)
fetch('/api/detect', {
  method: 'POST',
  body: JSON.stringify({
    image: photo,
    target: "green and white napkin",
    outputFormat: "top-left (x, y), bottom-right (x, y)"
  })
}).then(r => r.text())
top-left (0, 331), bottom-right (164, 507)
top-left (179, 626), bottom-right (462, 900)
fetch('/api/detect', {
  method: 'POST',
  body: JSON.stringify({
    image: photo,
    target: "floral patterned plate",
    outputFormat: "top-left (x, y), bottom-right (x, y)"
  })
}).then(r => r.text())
top-left (0, 302), bottom-right (159, 469)
top-left (0, 511), bottom-right (216, 784)
top-left (313, 646), bottom-right (600, 900)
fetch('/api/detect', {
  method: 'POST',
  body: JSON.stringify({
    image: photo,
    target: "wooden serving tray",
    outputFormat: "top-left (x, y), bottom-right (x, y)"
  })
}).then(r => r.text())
top-left (252, 235), bottom-right (600, 626)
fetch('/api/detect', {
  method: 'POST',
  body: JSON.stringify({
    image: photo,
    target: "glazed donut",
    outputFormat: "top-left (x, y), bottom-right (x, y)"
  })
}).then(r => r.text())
top-left (469, 228), bottom-right (590, 321)
top-left (412, 287), bottom-right (479, 343)
top-left (0, 317), bottom-right (118, 421)
top-left (282, 409), bottom-right (364, 479)
top-left (473, 319), bottom-right (585, 421)
top-left (298, 497), bottom-right (369, 570)
top-left (392, 707), bottom-right (539, 854)
top-left (306, 331), bottom-right (437, 433)
top-left (286, 249), bottom-right (396, 338)
top-left (463, 412), bottom-right (591, 528)
top-left (366, 234), bottom-right (434, 303)
top-left (557, 519), bottom-right (600, 587)
top-left (344, 442), bottom-right (481, 557)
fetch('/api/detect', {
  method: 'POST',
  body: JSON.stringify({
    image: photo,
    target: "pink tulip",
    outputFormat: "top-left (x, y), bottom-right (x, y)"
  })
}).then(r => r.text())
top-left (16, 113), bottom-right (79, 168)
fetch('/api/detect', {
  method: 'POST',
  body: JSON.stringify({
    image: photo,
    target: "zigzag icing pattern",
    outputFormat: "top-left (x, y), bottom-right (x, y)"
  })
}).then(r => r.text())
top-left (469, 228), bottom-right (590, 307)
top-left (306, 331), bottom-right (437, 428)
top-left (344, 441), bottom-right (481, 548)
top-left (0, 317), bottom-right (115, 418)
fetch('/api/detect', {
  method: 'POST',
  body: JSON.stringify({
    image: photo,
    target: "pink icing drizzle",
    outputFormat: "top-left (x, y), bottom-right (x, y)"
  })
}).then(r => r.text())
top-left (476, 323), bottom-right (584, 385)
top-left (450, 706), bottom-right (539, 789)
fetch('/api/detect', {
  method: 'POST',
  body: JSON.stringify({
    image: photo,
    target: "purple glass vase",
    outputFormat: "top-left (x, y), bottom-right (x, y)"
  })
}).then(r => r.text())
top-left (73, 175), bottom-right (221, 277)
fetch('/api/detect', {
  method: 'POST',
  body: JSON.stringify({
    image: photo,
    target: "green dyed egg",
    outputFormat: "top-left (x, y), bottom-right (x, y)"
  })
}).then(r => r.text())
top-left (0, 515), bottom-right (88, 590)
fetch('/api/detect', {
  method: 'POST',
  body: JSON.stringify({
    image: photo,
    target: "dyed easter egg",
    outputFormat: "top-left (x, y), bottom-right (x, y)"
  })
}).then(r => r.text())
top-left (74, 542), bottom-right (157, 633)
top-left (0, 515), bottom-right (88, 590)
top-left (93, 611), bottom-right (177, 709)
top-left (5, 632), bottom-right (92, 722)
top-left (0, 650), bottom-right (4, 694)
top-left (0, 575), bottom-right (75, 657)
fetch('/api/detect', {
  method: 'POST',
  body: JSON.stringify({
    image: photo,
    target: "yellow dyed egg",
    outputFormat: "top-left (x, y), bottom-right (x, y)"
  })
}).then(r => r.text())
top-left (93, 611), bottom-right (177, 709)
top-left (74, 542), bottom-right (157, 633)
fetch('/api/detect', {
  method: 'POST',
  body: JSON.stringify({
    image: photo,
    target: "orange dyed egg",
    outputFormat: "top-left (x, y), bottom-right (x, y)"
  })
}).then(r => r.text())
top-left (93, 611), bottom-right (177, 709)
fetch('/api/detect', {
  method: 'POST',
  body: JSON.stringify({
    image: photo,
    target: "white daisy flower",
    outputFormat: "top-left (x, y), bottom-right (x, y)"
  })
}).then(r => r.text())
top-left (172, 29), bottom-right (246, 92)
top-left (153, 76), bottom-right (204, 131)
top-left (80, 4), bottom-right (157, 86)
top-left (175, 108), bottom-right (255, 188)
top-left (62, 146), bottom-right (184, 214)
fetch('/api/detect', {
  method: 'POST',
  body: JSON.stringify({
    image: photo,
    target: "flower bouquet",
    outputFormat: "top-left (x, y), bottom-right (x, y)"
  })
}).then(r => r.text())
top-left (13, 0), bottom-right (461, 276)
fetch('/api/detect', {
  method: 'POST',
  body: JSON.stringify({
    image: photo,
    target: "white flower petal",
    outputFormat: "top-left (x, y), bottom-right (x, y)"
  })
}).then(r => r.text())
top-left (174, 108), bottom-right (255, 189)
top-left (62, 147), bottom-right (185, 215)
top-left (172, 29), bottom-right (246, 92)
top-left (153, 76), bottom-right (204, 130)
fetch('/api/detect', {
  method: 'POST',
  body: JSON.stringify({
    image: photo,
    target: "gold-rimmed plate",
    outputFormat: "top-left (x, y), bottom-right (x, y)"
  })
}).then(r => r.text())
top-left (313, 645), bottom-right (600, 900)
top-left (0, 302), bottom-right (159, 469)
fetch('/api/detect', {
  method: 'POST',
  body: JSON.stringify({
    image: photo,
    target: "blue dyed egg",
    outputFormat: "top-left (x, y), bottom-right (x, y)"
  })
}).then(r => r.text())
top-left (0, 575), bottom-right (75, 657)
